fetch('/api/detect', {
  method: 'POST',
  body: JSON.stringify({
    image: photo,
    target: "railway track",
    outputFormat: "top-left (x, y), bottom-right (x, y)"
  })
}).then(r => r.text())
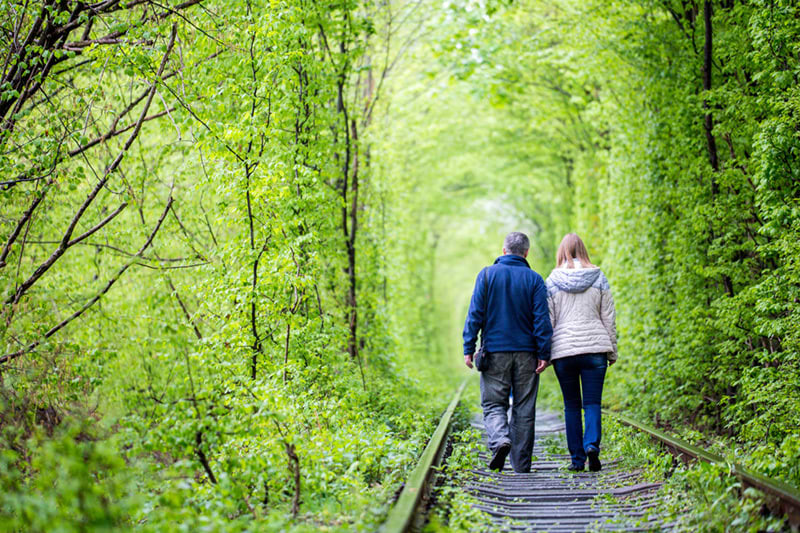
top-left (466, 411), bottom-right (671, 531)
top-left (381, 380), bottom-right (800, 532)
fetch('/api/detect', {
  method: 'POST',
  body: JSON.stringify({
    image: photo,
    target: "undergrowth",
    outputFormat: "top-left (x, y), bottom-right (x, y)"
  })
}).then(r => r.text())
top-left (423, 381), bottom-right (492, 533)
top-left (603, 416), bottom-right (792, 532)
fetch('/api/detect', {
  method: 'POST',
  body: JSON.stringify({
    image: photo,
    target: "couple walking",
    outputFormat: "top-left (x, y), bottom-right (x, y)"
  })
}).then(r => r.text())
top-left (463, 232), bottom-right (617, 473)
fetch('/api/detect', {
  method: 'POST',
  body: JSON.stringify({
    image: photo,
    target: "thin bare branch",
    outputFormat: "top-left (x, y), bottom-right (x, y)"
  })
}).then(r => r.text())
top-left (0, 194), bottom-right (174, 365)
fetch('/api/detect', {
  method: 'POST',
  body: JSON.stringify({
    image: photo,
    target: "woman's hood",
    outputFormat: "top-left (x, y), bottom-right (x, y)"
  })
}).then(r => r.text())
top-left (548, 266), bottom-right (603, 293)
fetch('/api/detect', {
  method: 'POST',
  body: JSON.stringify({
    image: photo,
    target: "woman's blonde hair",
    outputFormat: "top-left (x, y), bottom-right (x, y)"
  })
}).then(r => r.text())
top-left (556, 233), bottom-right (596, 269)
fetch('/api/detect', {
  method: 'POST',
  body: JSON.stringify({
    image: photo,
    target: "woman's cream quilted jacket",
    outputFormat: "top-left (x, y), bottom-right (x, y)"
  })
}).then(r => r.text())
top-left (545, 260), bottom-right (617, 362)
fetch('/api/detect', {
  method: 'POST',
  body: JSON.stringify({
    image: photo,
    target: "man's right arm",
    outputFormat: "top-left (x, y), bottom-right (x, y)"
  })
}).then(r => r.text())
top-left (462, 268), bottom-right (486, 357)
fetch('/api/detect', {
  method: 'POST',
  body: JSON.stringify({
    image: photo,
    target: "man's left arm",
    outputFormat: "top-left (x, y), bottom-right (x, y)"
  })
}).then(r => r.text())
top-left (532, 276), bottom-right (553, 372)
top-left (463, 269), bottom-right (486, 368)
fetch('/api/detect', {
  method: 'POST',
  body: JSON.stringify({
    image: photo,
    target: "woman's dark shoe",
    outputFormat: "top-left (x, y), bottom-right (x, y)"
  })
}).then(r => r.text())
top-left (586, 446), bottom-right (602, 472)
top-left (489, 442), bottom-right (511, 472)
top-left (567, 463), bottom-right (585, 472)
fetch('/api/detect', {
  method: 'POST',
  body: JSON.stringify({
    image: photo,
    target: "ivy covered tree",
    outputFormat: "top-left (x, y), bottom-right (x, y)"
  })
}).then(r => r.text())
top-left (1, 0), bottom-right (450, 530)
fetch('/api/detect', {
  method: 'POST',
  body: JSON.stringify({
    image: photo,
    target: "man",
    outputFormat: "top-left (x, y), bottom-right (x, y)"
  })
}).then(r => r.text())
top-left (463, 232), bottom-right (552, 473)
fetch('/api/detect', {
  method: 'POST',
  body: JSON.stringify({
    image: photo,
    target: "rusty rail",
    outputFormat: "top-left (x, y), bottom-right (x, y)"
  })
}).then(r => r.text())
top-left (605, 409), bottom-right (800, 526)
top-left (381, 379), bottom-right (467, 533)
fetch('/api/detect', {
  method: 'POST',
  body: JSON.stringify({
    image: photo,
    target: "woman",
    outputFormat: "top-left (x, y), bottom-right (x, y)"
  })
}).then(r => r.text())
top-left (545, 233), bottom-right (617, 472)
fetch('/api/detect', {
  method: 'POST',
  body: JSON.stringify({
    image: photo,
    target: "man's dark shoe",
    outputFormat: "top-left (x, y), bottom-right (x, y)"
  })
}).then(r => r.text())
top-left (567, 463), bottom-right (585, 472)
top-left (489, 442), bottom-right (511, 472)
top-left (586, 446), bottom-right (601, 472)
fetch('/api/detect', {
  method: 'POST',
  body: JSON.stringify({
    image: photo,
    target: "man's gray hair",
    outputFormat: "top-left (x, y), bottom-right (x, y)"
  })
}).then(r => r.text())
top-left (504, 232), bottom-right (530, 257)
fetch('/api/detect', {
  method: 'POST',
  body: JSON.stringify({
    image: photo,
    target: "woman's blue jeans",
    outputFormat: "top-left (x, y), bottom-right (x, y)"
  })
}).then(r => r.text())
top-left (552, 353), bottom-right (608, 467)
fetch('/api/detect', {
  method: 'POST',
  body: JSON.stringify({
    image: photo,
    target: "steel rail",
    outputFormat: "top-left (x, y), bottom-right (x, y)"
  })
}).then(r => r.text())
top-left (604, 409), bottom-right (800, 526)
top-left (381, 378), bottom-right (468, 533)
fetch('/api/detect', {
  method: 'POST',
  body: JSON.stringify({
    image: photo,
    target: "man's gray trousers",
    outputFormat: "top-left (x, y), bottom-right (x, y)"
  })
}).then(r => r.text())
top-left (480, 351), bottom-right (540, 473)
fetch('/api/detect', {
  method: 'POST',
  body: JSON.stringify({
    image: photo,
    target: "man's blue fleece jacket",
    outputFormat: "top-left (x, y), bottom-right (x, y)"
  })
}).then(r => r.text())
top-left (462, 254), bottom-right (553, 360)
